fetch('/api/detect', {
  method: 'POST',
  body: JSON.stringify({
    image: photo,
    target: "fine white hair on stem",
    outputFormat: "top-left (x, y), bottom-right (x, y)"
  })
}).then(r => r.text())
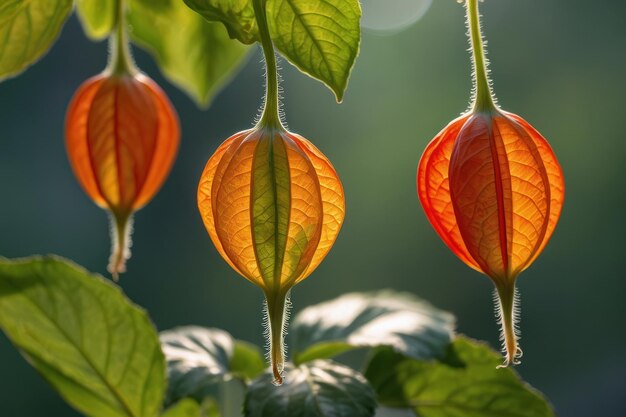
top-left (262, 290), bottom-right (292, 374)
top-left (254, 48), bottom-right (288, 129)
top-left (463, 0), bottom-right (499, 114)
top-left (107, 213), bottom-right (133, 280)
top-left (493, 286), bottom-right (523, 368)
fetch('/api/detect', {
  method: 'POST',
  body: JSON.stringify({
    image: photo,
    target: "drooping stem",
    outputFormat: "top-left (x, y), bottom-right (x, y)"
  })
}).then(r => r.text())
top-left (107, 212), bottom-right (133, 281)
top-left (264, 289), bottom-right (290, 385)
top-left (466, 0), bottom-right (496, 112)
top-left (494, 281), bottom-right (522, 368)
top-left (107, 0), bottom-right (137, 76)
top-left (252, 0), bottom-right (282, 129)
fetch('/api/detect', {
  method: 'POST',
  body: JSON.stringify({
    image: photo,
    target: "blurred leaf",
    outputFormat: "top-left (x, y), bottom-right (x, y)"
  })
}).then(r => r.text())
top-left (182, 0), bottom-right (258, 44)
top-left (161, 326), bottom-right (264, 405)
top-left (365, 337), bottom-right (555, 417)
top-left (0, 0), bottom-right (73, 81)
top-left (200, 398), bottom-right (221, 417)
top-left (75, 0), bottom-right (117, 40)
top-left (128, 0), bottom-right (251, 107)
top-left (163, 399), bottom-right (202, 417)
top-left (292, 291), bottom-right (455, 364)
top-left (244, 360), bottom-right (377, 417)
top-left (267, 0), bottom-right (362, 102)
top-left (230, 341), bottom-right (266, 380)
top-left (0, 256), bottom-right (166, 417)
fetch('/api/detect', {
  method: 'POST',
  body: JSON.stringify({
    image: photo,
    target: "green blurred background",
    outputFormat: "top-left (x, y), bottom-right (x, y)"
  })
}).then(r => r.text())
top-left (1, 0), bottom-right (624, 415)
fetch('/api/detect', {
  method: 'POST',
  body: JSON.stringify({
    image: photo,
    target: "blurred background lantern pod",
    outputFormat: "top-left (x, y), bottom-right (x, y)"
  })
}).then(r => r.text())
top-left (416, 0), bottom-right (564, 367)
top-left (197, 0), bottom-right (345, 385)
top-left (65, 1), bottom-right (180, 280)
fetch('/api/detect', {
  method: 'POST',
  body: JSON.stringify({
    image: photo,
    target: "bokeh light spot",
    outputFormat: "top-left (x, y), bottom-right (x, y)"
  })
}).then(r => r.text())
top-left (361, 0), bottom-right (433, 34)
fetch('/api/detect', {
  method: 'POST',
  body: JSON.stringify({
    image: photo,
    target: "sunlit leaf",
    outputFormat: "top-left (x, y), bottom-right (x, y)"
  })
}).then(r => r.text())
top-left (244, 360), bottom-right (377, 417)
top-left (182, 0), bottom-right (258, 44)
top-left (267, 0), bottom-right (361, 102)
top-left (0, 0), bottom-right (73, 81)
top-left (75, 0), bottom-right (117, 40)
top-left (365, 337), bottom-right (555, 417)
top-left (128, 0), bottom-right (251, 107)
top-left (292, 291), bottom-right (455, 364)
top-left (161, 326), bottom-right (264, 406)
top-left (0, 256), bottom-right (166, 417)
top-left (181, 0), bottom-right (361, 101)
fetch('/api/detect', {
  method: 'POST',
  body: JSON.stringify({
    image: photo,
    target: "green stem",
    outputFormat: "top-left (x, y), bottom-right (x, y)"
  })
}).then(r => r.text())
top-left (253, 0), bottom-right (282, 129)
top-left (107, 212), bottom-right (133, 281)
top-left (107, 0), bottom-right (137, 76)
top-left (466, 0), bottom-right (496, 112)
top-left (264, 290), bottom-right (290, 385)
top-left (494, 281), bottom-right (522, 368)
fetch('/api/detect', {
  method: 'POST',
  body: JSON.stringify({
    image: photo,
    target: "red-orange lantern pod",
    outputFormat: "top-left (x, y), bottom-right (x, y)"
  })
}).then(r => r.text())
top-left (417, 0), bottom-right (564, 366)
top-left (65, 8), bottom-right (179, 280)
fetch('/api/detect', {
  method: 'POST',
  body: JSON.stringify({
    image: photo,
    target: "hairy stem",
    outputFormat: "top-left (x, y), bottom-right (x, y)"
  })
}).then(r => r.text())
top-left (466, 0), bottom-right (496, 112)
top-left (107, 0), bottom-right (137, 76)
top-left (494, 282), bottom-right (522, 368)
top-left (264, 290), bottom-right (290, 385)
top-left (107, 212), bottom-right (133, 281)
top-left (252, 0), bottom-right (282, 129)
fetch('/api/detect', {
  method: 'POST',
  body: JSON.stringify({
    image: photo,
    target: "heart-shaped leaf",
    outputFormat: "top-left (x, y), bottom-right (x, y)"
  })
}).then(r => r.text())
top-left (161, 326), bottom-right (264, 405)
top-left (365, 337), bottom-right (555, 417)
top-left (244, 360), bottom-right (377, 417)
top-left (291, 291), bottom-right (455, 364)
top-left (0, 0), bottom-right (73, 81)
top-left (0, 256), bottom-right (166, 417)
top-left (128, 0), bottom-right (251, 107)
top-left (75, 0), bottom-right (117, 40)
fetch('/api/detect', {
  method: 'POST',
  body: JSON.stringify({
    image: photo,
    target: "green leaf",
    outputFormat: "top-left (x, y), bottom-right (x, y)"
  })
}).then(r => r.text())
top-left (230, 341), bottom-right (266, 380)
top-left (75, 0), bottom-right (117, 40)
top-left (0, 256), bottom-right (166, 417)
top-left (162, 399), bottom-right (202, 417)
top-left (161, 326), bottom-right (264, 405)
top-left (128, 0), bottom-right (251, 107)
top-left (292, 291), bottom-right (455, 364)
top-left (244, 360), bottom-right (377, 417)
top-left (267, 0), bottom-right (361, 102)
top-left (182, 0), bottom-right (258, 44)
top-left (181, 0), bottom-right (361, 101)
top-left (365, 337), bottom-right (555, 417)
top-left (0, 0), bottom-right (73, 81)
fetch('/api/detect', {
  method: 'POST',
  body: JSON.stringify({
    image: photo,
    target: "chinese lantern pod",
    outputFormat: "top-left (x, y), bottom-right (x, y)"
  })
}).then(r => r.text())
top-left (198, 126), bottom-right (345, 383)
top-left (416, 0), bottom-right (564, 367)
top-left (66, 72), bottom-right (180, 279)
top-left (418, 111), bottom-right (564, 365)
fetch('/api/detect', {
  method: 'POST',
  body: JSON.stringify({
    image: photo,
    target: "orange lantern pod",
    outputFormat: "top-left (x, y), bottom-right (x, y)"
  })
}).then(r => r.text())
top-left (417, 0), bottom-right (564, 366)
top-left (197, 0), bottom-right (345, 385)
top-left (65, 6), bottom-right (179, 280)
